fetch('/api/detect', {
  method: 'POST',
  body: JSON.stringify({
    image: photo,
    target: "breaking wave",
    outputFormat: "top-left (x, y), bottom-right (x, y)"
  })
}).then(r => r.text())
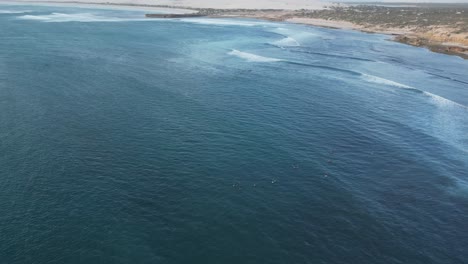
top-left (0, 10), bottom-right (31, 14)
top-left (17, 13), bottom-right (147, 22)
top-left (361, 74), bottom-right (413, 89)
top-left (423, 92), bottom-right (468, 109)
top-left (269, 27), bottom-right (322, 48)
top-left (273, 37), bottom-right (300, 47)
top-left (180, 18), bottom-right (269, 27)
top-left (271, 62), bottom-right (465, 111)
top-left (361, 74), bottom-right (467, 109)
top-left (228, 50), bottom-right (282, 62)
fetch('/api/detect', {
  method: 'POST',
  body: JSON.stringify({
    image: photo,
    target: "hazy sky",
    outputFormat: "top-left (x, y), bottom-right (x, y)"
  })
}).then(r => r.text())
top-left (336, 0), bottom-right (468, 2)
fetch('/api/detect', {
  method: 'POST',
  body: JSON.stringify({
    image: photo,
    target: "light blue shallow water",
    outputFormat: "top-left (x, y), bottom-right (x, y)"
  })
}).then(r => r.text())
top-left (0, 4), bottom-right (467, 264)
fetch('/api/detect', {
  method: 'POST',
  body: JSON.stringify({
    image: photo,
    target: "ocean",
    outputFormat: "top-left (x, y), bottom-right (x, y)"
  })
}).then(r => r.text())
top-left (0, 4), bottom-right (467, 264)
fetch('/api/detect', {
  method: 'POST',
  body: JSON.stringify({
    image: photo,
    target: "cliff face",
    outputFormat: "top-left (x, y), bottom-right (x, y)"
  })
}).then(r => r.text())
top-left (416, 26), bottom-right (468, 46)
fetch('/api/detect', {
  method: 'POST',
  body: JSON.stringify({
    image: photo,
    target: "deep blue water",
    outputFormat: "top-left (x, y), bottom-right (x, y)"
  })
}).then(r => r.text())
top-left (1, 4), bottom-right (468, 264)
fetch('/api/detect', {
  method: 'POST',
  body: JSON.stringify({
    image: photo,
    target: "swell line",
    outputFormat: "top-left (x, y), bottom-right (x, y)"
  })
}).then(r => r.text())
top-left (290, 49), bottom-right (375, 62)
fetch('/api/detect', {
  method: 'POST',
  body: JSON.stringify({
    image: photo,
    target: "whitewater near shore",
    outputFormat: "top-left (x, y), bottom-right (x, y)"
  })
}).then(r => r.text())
top-left (3, 0), bottom-right (467, 58)
top-left (3, 0), bottom-right (326, 10)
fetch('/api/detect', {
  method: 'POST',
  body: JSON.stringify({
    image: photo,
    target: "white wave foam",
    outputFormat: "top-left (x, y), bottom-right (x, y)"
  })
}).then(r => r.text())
top-left (17, 13), bottom-right (147, 22)
top-left (228, 50), bottom-right (281, 62)
top-left (423, 92), bottom-right (468, 109)
top-left (270, 27), bottom-right (322, 44)
top-left (0, 10), bottom-right (31, 14)
top-left (362, 74), bottom-right (467, 109)
top-left (180, 18), bottom-right (268, 27)
top-left (273, 37), bottom-right (300, 47)
top-left (361, 74), bottom-right (413, 89)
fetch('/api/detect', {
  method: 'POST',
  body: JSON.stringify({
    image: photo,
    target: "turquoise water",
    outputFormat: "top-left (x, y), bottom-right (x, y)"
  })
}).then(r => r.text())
top-left (1, 4), bottom-right (467, 264)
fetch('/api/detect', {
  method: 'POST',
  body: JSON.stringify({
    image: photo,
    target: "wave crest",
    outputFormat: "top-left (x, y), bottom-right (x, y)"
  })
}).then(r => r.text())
top-left (273, 37), bottom-right (300, 47)
top-left (361, 74), bottom-right (467, 109)
top-left (361, 74), bottom-right (413, 89)
top-left (17, 13), bottom-right (146, 22)
top-left (228, 50), bottom-right (281, 62)
top-left (180, 18), bottom-right (268, 27)
top-left (423, 92), bottom-right (468, 109)
top-left (0, 10), bottom-right (31, 14)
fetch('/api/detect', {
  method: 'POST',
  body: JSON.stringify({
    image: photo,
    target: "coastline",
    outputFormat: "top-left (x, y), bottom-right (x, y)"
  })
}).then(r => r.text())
top-left (199, 8), bottom-right (468, 59)
top-left (2, 0), bottom-right (467, 59)
top-left (284, 17), bottom-right (468, 59)
top-left (285, 18), bottom-right (468, 59)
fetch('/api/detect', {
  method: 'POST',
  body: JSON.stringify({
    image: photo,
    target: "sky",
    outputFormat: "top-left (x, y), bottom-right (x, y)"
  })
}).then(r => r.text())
top-left (336, 0), bottom-right (468, 2)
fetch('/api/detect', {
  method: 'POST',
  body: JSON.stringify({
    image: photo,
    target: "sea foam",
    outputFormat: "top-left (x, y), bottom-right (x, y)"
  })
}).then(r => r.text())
top-left (423, 92), bottom-right (468, 109)
top-left (180, 18), bottom-right (269, 27)
top-left (273, 37), bottom-right (301, 47)
top-left (269, 27), bottom-right (322, 47)
top-left (17, 13), bottom-right (147, 22)
top-left (361, 74), bottom-right (413, 89)
top-left (361, 74), bottom-right (467, 109)
top-left (0, 10), bottom-right (31, 14)
top-left (228, 50), bottom-right (282, 62)
top-left (17, 13), bottom-right (269, 25)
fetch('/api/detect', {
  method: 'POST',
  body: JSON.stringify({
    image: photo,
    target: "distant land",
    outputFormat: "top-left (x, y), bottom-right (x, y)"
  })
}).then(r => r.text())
top-left (275, 4), bottom-right (465, 58)
top-left (190, 3), bottom-right (468, 59)
top-left (5, 1), bottom-right (468, 58)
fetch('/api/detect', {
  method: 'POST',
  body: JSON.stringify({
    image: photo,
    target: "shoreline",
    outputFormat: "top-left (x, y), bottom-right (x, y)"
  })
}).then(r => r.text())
top-left (2, 1), bottom-right (467, 59)
top-left (204, 11), bottom-right (467, 59)
top-left (197, 7), bottom-right (467, 59)
top-left (283, 17), bottom-right (468, 59)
